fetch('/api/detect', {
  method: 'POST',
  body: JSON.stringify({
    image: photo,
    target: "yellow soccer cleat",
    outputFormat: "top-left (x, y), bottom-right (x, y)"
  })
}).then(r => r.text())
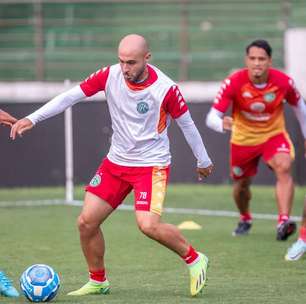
top-left (189, 253), bottom-right (209, 296)
top-left (67, 280), bottom-right (110, 296)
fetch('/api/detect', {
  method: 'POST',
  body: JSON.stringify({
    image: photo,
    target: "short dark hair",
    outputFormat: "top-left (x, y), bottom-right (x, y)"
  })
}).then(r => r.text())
top-left (246, 39), bottom-right (272, 57)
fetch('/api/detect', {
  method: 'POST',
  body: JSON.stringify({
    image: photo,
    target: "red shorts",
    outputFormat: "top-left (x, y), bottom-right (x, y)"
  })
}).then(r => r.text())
top-left (85, 158), bottom-right (170, 215)
top-left (230, 133), bottom-right (294, 180)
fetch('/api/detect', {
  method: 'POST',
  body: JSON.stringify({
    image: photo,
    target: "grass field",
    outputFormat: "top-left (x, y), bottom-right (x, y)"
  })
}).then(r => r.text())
top-left (0, 184), bottom-right (306, 303)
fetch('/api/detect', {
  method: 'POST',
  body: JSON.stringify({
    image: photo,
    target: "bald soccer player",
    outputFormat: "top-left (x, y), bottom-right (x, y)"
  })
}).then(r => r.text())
top-left (11, 34), bottom-right (213, 297)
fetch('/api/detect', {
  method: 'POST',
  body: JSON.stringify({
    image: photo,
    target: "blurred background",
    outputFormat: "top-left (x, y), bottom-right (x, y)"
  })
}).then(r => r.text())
top-left (0, 0), bottom-right (305, 81)
top-left (0, 0), bottom-right (305, 188)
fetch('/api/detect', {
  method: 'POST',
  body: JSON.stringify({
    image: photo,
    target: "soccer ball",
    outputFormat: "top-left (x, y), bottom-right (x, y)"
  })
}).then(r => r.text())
top-left (20, 264), bottom-right (60, 302)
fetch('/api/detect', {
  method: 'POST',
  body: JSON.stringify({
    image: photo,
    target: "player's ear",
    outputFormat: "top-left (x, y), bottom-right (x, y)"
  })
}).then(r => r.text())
top-left (145, 52), bottom-right (151, 62)
top-left (244, 55), bottom-right (248, 66)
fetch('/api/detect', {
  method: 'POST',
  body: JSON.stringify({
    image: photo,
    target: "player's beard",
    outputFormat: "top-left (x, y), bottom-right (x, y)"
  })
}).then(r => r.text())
top-left (252, 67), bottom-right (263, 77)
top-left (130, 65), bottom-right (147, 83)
top-left (251, 68), bottom-right (268, 83)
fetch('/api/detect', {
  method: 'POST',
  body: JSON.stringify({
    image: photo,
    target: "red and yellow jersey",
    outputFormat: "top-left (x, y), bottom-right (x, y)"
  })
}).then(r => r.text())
top-left (213, 68), bottom-right (301, 145)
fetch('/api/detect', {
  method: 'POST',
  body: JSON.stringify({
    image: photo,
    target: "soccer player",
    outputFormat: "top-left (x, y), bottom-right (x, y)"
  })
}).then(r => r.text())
top-left (285, 197), bottom-right (306, 260)
top-left (206, 39), bottom-right (306, 240)
top-left (10, 34), bottom-right (213, 297)
top-left (0, 109), bottom-right (17, 127)
top-left (0, 110), bottom-right (19, 298)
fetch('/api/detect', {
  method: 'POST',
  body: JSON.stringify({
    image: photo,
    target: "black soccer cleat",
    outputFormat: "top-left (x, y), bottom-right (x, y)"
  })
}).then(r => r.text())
top-left (232, 221), bottom-right (252, 236)
top-left (276, 220), bottom-right (297, 241)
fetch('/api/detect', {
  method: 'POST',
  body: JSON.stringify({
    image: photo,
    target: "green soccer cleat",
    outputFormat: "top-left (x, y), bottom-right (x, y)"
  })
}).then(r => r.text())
top-left (67, 280), bottom-right (110, 296)
top-left (189, 253), bottom-right (209, 297)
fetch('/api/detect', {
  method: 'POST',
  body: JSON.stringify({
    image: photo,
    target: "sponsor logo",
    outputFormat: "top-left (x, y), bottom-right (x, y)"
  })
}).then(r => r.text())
top-left (277, 143), bottom-right (289, 153)
top-left (136, 101), bottom-right (149, 114)
top-left (241, 111), bottom-right (271, 121)
top-left (136, 200), bottom-right (149, 205)
top-left (242, 91), bottom-right (253, 98)
top-left (232, 166), bottom-right (243, 177)
top-left (264, 92), bottom-right (276, 103)
top-left (250, 102), bottom-right (266, 113)
top-left (89, 174), bottom-right (101, 187)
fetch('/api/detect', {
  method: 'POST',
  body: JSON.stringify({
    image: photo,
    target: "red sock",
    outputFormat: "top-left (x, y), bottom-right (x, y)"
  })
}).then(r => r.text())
top-left (278, 214), bottom-right (289, 225)
top-left (299, 226), bottom-right (306, 242)
top-left (182, 246), bottom-right (199, 265)
top-left (89, 269), bottom-right (106, 283)
top-left (240, 212), bottom-right (252, 222)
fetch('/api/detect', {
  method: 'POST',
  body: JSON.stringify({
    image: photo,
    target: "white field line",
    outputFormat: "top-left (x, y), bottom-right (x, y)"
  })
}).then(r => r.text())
top-left (0, 199), bottom-right (302, 222)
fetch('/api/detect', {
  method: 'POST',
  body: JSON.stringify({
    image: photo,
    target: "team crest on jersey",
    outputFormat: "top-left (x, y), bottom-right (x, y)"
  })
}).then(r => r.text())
top-left (137, 101), bottom-right (149, 114)
top-left (232, 166), bottom-right (243, 177)
top-left (264, 92), bottom-right (276, 103)
top-left (89, 174), bottom-right (101, 187)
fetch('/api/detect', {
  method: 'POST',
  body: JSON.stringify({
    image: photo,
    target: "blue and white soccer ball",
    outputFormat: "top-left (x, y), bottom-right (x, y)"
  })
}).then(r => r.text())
top-left (20, 264), bottom-right (60, 302)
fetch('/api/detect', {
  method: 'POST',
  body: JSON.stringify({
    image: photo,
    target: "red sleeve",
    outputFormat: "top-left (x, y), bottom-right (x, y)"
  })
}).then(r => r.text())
top-left (80, 67), bottom-right (110, 97)
top-left (286, 78), bottom-right (301, 106)
top-left (213, 76), bottom-right (235, 113)
top-left (162, 85), bottom-right (188, 119)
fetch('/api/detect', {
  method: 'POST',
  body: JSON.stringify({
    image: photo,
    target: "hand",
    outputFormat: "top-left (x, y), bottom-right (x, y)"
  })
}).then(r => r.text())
top-left (223, 116), bottom-right (233, 131)
top-left (197, 164), bottom-right (214, 181)
top-left (0, 109), bottom-right (17, 127)
top-left (10, 118), bottom-right (34, 140)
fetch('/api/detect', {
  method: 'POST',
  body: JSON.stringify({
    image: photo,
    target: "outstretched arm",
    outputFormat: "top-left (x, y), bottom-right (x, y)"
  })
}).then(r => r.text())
top-left (0, 109), bottom-right (17, 127)
top-left (206, 108), bottom-right (233, 132)
top-left (10, 85), bottom-right (85, 140)
top-left (291, 97), bottom-right (306, 157)
top-left (176, 111), bottom-right (213, 180)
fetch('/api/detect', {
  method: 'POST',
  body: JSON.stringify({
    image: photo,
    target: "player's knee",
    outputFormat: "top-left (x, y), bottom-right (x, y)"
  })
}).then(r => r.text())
top-left (77, 214), bottom-right (96, 236)
top-left (273, 160), bottom-right (291, 175)
top-left (137, 220), bottom-right (158, 238)
top-left (235, 178), bottom-right (250, 193)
